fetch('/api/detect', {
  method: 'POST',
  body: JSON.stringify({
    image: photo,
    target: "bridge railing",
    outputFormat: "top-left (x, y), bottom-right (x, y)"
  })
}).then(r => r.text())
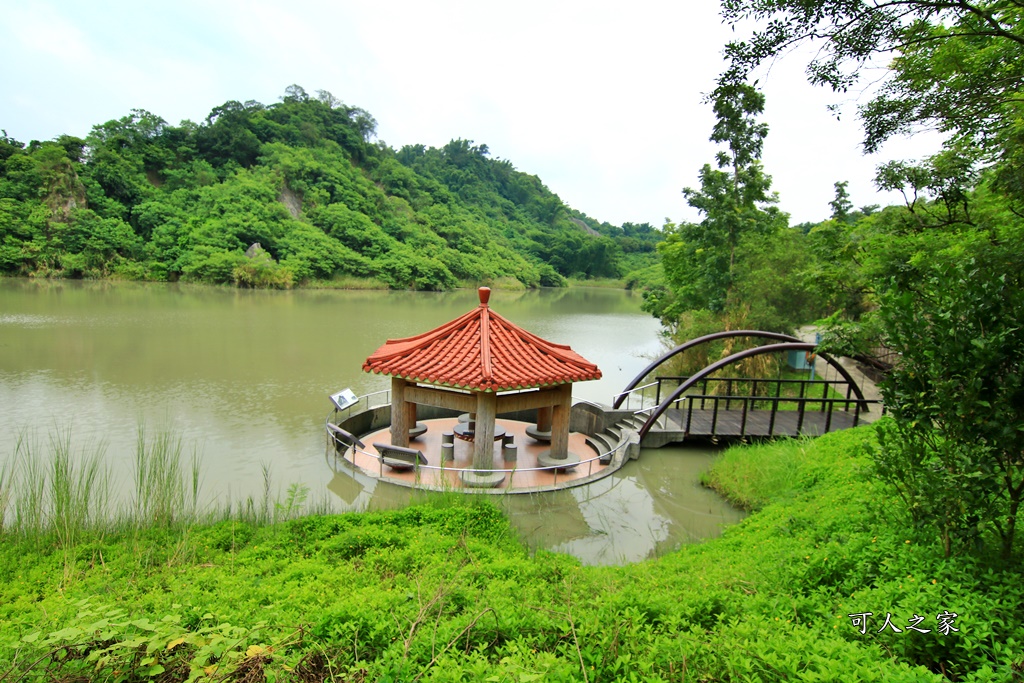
top-left (653, 375), bottom-right (860, 413)
top-left (669, 393), bottom-right (883, 439)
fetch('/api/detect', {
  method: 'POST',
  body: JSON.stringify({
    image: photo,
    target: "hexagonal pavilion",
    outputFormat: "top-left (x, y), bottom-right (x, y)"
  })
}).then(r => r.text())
top-left (363, 287), bottom-right (602, 487)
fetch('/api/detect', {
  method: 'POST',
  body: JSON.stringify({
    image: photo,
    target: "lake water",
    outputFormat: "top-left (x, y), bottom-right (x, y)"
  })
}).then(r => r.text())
top-left (0, 279), bottom-right (745, 564)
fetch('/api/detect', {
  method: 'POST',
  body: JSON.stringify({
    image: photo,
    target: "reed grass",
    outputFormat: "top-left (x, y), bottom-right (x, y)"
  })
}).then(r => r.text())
top-left (564, 277), bottom-right (627, 289)
top-left (132, 425), bottom-right (200, 528)
top-left (49, 427), bottom-right (110, 548)
top-left (10, 433), bottom-right (47, 537)
top-left (0, 456), bottom-right (10, 535)
top-left (1, 424), bottom-right (332, 547)
top-left (1, 428), bottom-right (112, 566)
top-left (305, 275), bottom-right (388, 290)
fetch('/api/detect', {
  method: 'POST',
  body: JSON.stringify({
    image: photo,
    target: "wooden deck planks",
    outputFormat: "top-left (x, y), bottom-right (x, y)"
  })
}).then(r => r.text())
top-left (661, 407), bottom-right (865, 439)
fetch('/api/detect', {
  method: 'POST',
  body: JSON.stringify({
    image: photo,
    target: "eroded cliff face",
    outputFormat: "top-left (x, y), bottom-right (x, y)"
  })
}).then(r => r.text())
top-left (569, 216), bottom-right (600, 236)
top-left (279, 183), bottom-right (302, 219)
top-left (42, 155), bottom-right (87, 222)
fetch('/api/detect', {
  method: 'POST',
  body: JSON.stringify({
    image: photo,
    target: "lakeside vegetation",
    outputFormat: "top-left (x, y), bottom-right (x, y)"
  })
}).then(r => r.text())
top-left (634, 0), bottom-right (1024, 569)
top-left (1, 427), bottom-right (1021, 681)
top-left (0, 87), bottom-right (659, 291)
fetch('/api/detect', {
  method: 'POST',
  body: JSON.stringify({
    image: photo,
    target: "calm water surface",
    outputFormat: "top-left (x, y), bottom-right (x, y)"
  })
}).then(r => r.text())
top-left (0, 279), bottom-right (744, 564)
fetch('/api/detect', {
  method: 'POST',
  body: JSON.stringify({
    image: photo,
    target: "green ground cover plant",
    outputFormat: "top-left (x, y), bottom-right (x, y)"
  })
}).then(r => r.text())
top-left (1, 427), bottom-right (1021, 681)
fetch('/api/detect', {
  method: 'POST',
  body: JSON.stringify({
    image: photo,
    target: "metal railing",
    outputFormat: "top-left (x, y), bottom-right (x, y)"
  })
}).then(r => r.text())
top-left (670, 393), bottom-right (882, 439)
top-left (328, 389), bottom-right (391, 423)
top-left (652, 375), bottom-right (861, 412)
top-left (331, 438), bottom-right (621, 491)
top-left (611, 381), bottom-right (659, 411)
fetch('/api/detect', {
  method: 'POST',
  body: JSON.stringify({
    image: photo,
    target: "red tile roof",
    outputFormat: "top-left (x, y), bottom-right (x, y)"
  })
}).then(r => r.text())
top-left (363, 288), bottom-right (602, 392)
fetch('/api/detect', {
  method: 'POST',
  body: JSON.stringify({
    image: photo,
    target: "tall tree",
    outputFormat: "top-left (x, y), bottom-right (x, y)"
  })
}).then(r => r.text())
top-left (654, 76), bottom-right (785, 319)
top-left (829, 180), bottom-right (852, 222)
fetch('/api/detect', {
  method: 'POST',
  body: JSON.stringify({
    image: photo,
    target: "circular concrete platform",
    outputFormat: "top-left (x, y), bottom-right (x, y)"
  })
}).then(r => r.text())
top-left (336, 417), bottom-right (618, 494)
top-left (536, 449), bottom-right (581, 471)
top-left (460, 470), bottom-right (507, 488)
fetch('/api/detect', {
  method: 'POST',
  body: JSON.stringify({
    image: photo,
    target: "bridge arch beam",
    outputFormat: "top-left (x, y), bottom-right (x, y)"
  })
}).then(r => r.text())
top-left (636, 342), bottom-right (869, 441)
top-left (614, 330), bottom-right (802, 409)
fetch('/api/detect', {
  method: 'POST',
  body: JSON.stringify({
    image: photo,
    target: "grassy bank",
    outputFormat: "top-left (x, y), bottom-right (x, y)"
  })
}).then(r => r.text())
top-left (1, 427), bottom-right (1021, 681)
top-left (305, 276), bottom-right (534, 291)
top-left (565, 276), bottom-right (628, 289)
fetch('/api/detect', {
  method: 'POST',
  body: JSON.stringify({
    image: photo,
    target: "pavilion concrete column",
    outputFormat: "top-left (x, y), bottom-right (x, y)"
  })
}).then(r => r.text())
top-left (526, 405), bottom-right (553, 442)
top-left (537, 407), bottom-right (552, 432)
top-left (537, 383), bottom-right (579, 470)
top-left (549, 384), bottom-right (573, 459)
top-left (472, 391), bottom-right (496, 467)
top-left (461, 390), bottom-right (505, 488)
top-left (390, 377), bottom-right (411, 448)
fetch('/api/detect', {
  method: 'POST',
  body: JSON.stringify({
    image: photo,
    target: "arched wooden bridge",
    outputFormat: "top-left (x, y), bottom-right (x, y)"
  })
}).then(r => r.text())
top-left (611, 331), bottom-right (881, 447)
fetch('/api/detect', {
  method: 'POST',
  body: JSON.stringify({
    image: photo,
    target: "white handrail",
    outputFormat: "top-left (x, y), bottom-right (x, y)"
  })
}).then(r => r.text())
top-left (611, 381), bottom-right (658, 399)
top-left (612, 381), bottom-right (659, 411)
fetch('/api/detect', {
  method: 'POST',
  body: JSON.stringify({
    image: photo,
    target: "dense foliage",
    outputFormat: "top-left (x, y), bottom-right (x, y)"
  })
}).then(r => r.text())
top-left (628, 0), bottom-right (1024, 560)
top-left (721, 0), bottom-right (1024, 188)
top-left (2, 428), bottom-right (1022, 681)
top-left (702, 0), bottom-right (1024, 560)
top-left (0, 87), bottom-right (657, 290)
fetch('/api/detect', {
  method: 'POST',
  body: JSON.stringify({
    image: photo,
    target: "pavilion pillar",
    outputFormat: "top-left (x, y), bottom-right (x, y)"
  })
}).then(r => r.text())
top-left (537, 383), bottom-right (579, 470)
top-left (537, 406), bottom-right (552, 432)
top-left (472, 390), bottom-right (497, 468)
top-left (461, 390), bottom-right (504, 488)
top-left (549, 383), bottom-right (573, 459)
top-left (390, 377), bottom-right (411, 448)
top-left (526, 405), bottom-right (553, 442)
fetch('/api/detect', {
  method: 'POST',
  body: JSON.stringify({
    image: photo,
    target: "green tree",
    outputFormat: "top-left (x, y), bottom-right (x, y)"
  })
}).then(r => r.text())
top-left (810, 168), bottom-right (1024, 558)
top-left (653, 77), bottom-right (786, 320)
top-left (724, 1), bottom-right (1024, 560)
top-left (195, 100), bottom-right (264, 169)
top-left (829, 180), bottom-right (853, 222)
top-left (721, 0), bottom-right (1024, 199)
top-left (0, 130), bottom-right (25, 163)
top-left (54, 209), bottom-right (141, 277)
top-left (873, 229), bottom-right (1024, 560)
top-left (729, 229), bottom-right (821, 332)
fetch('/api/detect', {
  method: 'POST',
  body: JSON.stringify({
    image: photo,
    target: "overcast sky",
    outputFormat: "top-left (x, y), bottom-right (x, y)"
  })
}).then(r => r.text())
top-left (1, 0), bottom-right (941, 227)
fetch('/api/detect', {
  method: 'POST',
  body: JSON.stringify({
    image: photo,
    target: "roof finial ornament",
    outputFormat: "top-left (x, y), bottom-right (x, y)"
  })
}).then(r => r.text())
top-left (478, 287), bottom-right (490, 307)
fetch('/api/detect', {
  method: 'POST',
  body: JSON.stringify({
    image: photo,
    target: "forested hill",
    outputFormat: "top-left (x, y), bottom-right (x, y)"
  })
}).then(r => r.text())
top-left (0, 86), bottom-right (659, 289)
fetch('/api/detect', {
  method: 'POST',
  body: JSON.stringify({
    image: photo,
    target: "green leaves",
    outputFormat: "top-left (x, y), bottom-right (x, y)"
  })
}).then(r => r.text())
top-left (0, 87), bottom-right (635, 288)
top-left (872, 228), bottom-right (1024, 559)
top-left (723, 0), bottom-right (1024, 210)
